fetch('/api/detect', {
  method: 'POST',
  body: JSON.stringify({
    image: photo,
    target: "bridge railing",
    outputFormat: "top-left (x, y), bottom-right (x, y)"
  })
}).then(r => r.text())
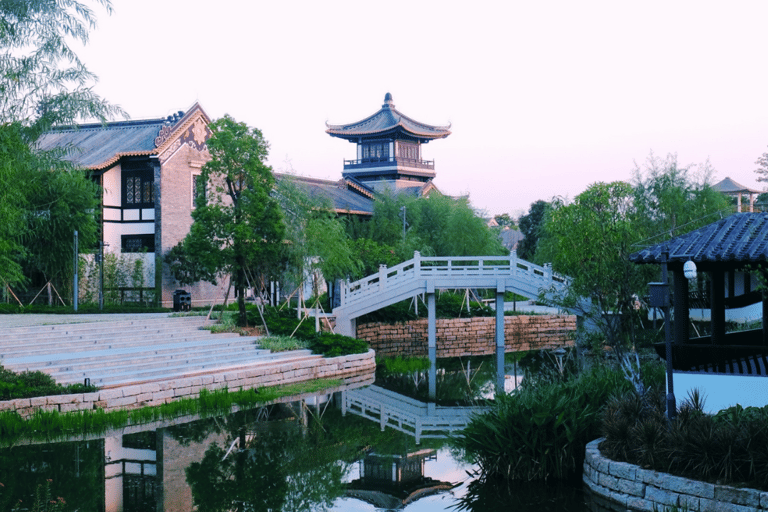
top-left (339, 251), bottom-right (568, 309)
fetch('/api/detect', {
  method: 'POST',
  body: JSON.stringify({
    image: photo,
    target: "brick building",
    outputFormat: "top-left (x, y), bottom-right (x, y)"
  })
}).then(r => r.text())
top-left (38, 103), bottom-right (225, 307)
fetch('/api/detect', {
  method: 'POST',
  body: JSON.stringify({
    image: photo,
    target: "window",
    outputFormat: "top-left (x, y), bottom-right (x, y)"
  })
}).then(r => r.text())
top-left (361, 142), bottom-right (389, 161)
top-left (122, 234), bottom-right (155, 253)
top-left (122, 165), bottom-right (155, 208)
top-left (192, 173), bottom-right (206, 207)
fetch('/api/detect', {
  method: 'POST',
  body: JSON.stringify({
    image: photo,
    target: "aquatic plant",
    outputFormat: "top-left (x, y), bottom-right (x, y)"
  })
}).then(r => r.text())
top-left (454, 362), bottom-right (631, 481)
top-left (0, 379), bottom-right (342, 445)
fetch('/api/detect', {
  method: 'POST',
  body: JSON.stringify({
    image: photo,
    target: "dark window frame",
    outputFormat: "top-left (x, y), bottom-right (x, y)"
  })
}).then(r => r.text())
top-left (122, 161), bottom-right (155, 209)
top-left (121, 234), bottom-right (155, 253)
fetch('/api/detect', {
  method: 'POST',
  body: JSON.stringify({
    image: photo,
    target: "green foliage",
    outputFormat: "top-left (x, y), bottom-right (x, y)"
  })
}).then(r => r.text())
top-left (0, 379), bottom-right (342, 445)
top-left (0, 365), bottom-right (97, 400)
top-left (0, 0), bottom-right (124, 131)
top-left (77, 252), bottom-right (155, 306)
top-left (257, 335), bottom-right (310, 352)
top-left (308, 332), bottom-right (368, 357)
top-left (168, 115), bottom-right (285, 325)
top-left (517, 200), bottom-right (551, 262)
top-left (276, 174), bottom-right (361, 288)
top-left (602, 391), bottom-right (768, 490)
top-left (345, 191), bottom-right (506, 276)
top-left (358, 291), bottom-right (494, 323)
top-left (454, 363), bottom-right (632, 481)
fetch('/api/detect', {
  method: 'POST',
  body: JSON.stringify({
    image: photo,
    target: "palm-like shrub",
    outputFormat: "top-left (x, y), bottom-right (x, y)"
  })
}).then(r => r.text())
top-left (454, 363), bottom-right (631, 481)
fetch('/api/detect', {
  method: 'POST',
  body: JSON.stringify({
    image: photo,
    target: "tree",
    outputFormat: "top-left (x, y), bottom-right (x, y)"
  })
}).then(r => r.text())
top-left (345, 192), bottom-right (505, 274)
top-left (755, 147), bottom-right (768, 185)
top-left (633, 153), bottom-right (730, 239)
top-left (493, 213), bottom-right (516, 228)
top-left (517, 200), bottom-right (551, 262)
top-left (538, 182), bottom-right (646, 350)
top-left (168, 115), bottom-right (285, 325)
top-left (0, 0), bottom-right (120, 297)
top-left (538, 153), bottom-right (731, 351)
top-left (275, 175), bottom-right (361, 300)
top-left (0, 0), bottom-right (122, 133)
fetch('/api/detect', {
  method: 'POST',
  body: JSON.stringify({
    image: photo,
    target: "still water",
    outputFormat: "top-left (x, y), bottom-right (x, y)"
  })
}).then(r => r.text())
top-left (0, 357), bottom-right (616, 511)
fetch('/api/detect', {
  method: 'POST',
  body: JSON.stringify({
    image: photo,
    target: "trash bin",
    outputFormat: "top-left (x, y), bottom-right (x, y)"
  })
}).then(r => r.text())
top-left (173, 289), bottom-right (191, 312)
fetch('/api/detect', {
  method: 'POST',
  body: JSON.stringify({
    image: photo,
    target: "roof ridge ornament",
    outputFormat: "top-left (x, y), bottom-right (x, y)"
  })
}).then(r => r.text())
top-left (383, 92), bottom-right (394, 108)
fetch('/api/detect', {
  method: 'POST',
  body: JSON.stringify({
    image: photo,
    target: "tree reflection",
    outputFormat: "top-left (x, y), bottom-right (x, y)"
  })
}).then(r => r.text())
top-left (185, 406), bottom-right (349, 512)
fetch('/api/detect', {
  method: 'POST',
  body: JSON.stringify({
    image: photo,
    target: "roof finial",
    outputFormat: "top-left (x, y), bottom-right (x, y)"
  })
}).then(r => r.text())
top-left (383, 92), bottom-right (394, 108)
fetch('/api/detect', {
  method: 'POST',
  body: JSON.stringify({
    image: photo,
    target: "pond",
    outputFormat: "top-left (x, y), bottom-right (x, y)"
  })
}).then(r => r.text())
top-left (0, 358), bottom-right (618, 511)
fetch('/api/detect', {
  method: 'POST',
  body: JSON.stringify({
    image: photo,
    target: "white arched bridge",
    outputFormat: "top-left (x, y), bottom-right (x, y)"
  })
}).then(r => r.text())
top-left (332, 251), bottom-right (574, 399)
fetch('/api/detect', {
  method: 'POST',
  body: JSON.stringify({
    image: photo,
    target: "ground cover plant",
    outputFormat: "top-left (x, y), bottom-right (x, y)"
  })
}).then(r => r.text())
top-left (601, 389), bottom-right (768, 491)
top-left (0, 366), bottom-right (97, 400)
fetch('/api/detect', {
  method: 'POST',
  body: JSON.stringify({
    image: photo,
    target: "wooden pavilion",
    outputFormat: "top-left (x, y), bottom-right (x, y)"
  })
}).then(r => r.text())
top-left (629, 212), bottom-right (768, 410)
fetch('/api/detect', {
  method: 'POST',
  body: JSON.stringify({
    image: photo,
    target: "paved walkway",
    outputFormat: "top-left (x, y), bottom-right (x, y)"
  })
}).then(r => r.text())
top-left (0, 312), bottom-right (176, 328)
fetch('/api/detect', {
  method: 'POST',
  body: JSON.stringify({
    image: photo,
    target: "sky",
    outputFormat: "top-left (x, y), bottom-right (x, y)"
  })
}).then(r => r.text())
top-left (76, 0), bottom-right (768, 217)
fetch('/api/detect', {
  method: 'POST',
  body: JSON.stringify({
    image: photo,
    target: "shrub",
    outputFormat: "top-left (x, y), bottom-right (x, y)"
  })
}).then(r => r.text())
top-left (0, 366), bottom-right (98, 400)
top-left (601, 391), bottom-right (768, 490)
top-left (308, 332), bottom-right (368, 358)
top-left (454, 363), bottom-right (631, 481)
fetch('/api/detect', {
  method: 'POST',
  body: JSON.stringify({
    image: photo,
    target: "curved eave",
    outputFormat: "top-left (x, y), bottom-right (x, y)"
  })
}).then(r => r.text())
top-left (88, 149), bottom-right (158, 172)
top-left (326, 107), bottom-right (450, 141)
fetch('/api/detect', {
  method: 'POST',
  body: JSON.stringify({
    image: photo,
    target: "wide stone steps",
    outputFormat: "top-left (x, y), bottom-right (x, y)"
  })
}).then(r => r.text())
top-left (0, 315), bottom-right (322, 389)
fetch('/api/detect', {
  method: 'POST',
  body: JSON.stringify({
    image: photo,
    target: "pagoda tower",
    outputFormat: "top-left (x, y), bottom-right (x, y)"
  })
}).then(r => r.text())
top-left (326, 93), bottom-right (451, 194)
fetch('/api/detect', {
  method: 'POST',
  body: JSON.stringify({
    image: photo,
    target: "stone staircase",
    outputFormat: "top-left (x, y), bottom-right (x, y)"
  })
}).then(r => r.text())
top-left (0, 316), bottom-right (320, 389)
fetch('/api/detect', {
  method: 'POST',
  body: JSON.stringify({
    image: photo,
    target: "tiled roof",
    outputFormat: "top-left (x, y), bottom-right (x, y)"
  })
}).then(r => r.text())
top-left (276, 174), bottom-right (374, 216)
top-left (629, 212), bottom-right (768, 265)
top-left (712, 177), bottom-right (761, 195)
top-left (326, 93), bottom-right (451, 141)
top-left (36, 106), bottom-right (204, 170)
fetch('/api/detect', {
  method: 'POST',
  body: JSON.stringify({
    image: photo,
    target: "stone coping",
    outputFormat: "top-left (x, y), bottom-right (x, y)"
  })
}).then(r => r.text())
top-left (0, 350), bottom-right (376, 419)
top-left (584, 438), bottom-right (768, 511)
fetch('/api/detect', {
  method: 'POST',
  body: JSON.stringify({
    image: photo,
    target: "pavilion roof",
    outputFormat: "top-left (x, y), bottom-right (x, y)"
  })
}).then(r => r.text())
top-left (629, 212), bottom-right (768, 265)
top-left (326, 93), bottom-right (451, 142)
top-left (275, 174), bottom-right (374, 216)
top-left (712, 177), bottom-right (762, 195)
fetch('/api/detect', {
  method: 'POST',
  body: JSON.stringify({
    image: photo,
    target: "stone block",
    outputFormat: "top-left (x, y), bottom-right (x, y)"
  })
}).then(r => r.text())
top-left (598, 472), bottom-right (620, 491)
top-left (714, 485), bottom-right (761, 508)
top-left (617, 478), bottom-right (645, 497)
top-left (99, 388), bottom-right (124, 400)
top-left (626, 497), bottom-right (655, 512)
top-left (699, 498), bottom-right (756, 512)
top-left (30, 396), bottom-right (48, 407)
top-left (645, 486), bottom-right (679, 507)
top-left (679, 494), bottom-right (701, 512)
top-left (608, 460), bottom-right (637, 480)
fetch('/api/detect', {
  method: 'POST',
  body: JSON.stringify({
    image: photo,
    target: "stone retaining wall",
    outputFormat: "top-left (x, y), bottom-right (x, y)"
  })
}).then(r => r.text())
top-left (357, 315), bottom-right (575, 358)
top-left (584, 438), bottom-right (768, 511)
top-left (0, 350), bottom-right (376, 418)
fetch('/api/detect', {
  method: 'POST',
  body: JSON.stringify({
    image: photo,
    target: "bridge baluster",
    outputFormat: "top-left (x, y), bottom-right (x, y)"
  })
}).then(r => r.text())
top-left (379, 264), bottom-right (387, 293)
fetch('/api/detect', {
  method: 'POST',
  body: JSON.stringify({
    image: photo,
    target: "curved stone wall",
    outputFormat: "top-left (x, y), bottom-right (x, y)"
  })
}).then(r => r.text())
top-left (0, 350), bottom-right (376, 418)
top-left (583, 438), bottom-right (768, 511)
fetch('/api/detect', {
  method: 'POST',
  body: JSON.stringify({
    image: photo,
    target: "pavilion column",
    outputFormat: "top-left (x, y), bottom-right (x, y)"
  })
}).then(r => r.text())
top-left (427, 282), bottom-right (436, 402)
top-left (495, 281), bottom-right (506, 394)
top-left (673, 269), bottom-right (689, 344)
top-left (710, 269), bottom-right (726, 345)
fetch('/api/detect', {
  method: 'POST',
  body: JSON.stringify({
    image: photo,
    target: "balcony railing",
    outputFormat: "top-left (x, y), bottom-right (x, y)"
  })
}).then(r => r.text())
top-left (343, 157), bottom-right (435, 170)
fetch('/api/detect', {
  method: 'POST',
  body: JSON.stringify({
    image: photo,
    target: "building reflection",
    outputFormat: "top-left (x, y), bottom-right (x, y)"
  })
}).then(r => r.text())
top-left (346, 449), bottom-right (454, 509)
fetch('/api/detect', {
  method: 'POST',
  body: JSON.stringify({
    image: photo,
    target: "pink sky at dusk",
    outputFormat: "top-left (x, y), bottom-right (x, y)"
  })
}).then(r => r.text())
top-left (77, 0), bottom-right (768, 217)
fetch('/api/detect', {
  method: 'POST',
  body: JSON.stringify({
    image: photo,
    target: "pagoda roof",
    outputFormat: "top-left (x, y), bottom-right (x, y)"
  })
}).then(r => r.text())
top-left (36, 103), bottom-right (210, 170)
top-left (326, 93), bottom-right (451, 142)
top-left (629, 212), bottom-right (768, 266)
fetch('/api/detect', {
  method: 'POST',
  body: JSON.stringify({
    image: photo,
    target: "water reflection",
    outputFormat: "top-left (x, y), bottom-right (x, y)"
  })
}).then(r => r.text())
top-left (0, 389), bottom-right (616, 512)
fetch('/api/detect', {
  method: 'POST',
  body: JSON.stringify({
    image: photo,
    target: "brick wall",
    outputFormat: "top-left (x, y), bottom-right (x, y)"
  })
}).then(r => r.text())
top-left (356, 315), bottom-right (575, 358)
